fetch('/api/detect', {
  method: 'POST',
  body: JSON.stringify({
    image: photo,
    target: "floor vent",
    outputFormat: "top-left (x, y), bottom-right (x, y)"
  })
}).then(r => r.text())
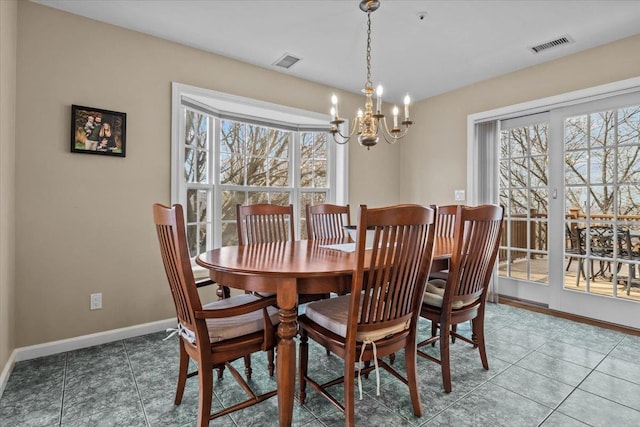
top-left (530, 35), bottom-right (574, 53)
top-left (273, 54), bottom-right (301, 69)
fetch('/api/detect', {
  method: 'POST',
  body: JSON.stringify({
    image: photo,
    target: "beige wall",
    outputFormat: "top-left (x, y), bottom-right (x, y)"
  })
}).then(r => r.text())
top-left (14, 1), bottom-right (400, 347)
top-left (400, 34), bottom-right (640, 205)
top-left (0, 0), bottom-right (17, 371)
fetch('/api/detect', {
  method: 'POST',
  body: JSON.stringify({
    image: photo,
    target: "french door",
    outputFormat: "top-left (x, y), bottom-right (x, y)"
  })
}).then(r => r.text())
top-left (487, 91), bottom-right (640, 329)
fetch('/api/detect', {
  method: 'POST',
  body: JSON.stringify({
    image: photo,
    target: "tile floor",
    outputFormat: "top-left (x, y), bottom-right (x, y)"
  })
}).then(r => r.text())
top-left (1, 303), bottom-right (640, 426)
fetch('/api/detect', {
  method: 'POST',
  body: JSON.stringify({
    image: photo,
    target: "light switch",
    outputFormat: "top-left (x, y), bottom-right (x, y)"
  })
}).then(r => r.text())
top-left (454, 190), bottom-right (465, 201)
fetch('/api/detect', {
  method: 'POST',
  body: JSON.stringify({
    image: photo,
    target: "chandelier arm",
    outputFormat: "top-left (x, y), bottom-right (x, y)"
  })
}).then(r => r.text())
top-left (378, 117), bottom-right (409, 144)
top-left (331, 117), bottom-right (360, 144)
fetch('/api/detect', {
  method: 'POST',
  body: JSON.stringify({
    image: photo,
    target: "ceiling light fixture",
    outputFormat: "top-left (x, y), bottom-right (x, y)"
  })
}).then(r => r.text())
top-left (330, 0), bottom-right (413, 149)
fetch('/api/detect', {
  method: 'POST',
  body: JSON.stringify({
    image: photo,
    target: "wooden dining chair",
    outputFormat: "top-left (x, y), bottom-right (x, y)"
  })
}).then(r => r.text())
top-left (237, 203), bottom-right (295, 245)
top-left (152, 203), bottom-right (279, 426)
top-left (298, 204), bottom-right (436, 426)
top-left (428, 204), bottom-right (458, 281)
top-left (305, 203), bottom-right (351, 240)
top-left (418, 204), bottom-right (504, 393)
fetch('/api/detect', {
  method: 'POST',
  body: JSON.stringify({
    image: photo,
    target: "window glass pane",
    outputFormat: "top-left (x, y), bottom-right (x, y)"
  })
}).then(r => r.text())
top-left (314, 161), bottom-right (327, 187)
top-left (269, 192), bottom-right (290, 206)
top-left (248, 192), bottom-right (268, 205)
top-left (185, 111), bottom-right (207, 149)
top-left (499, 161), bottom-right (510, 189)
top-left (185, 148), bottom-right (195, 182)
top-left (565, 115), bottom-right (588, 150)
top-left (589, 185), bottom-right (613, 216)
top-left (509, 158), bottom-right (527, 188)
top-left (301, 160), bottom-right (313, 187)
top-left (590, 111), bottom-right (615, 149)
top-left (565, 150), bottom-right (588, 185)
top-left (529, 124), bottom-right (547, 155)
top-left (506, 129), bottom-right (526, 158)
top-left (618, 184), bottom-right (640, 215)
top-left (221, 191), bottom-right (246, 220)
top-left (508, 189), bottom-right (528, 215)
top-left (269, 129), bottom-right (290, 158)
top-left (566, 186), bottom-right (586, 216)
top-left (529, 155), bottom-right (547, 188)
top-left (220, 153), bottom-right (245, 185)
top-left (195, 149), bottom-right (208, 184)
top-left (187, 225), bottom-right (198, 257)
top-left (269, 160), bottom-right (289, 187)
top-left (618, 106), bottom-right (640, 146)
top-left (220, 121), bottom-right (244, 155)
top-left (589, 148), bottom-right (613, 185)
top-left (246, 157), bottom-right (267, 186)
top-left (247, 125), bottom-right (268, 156)
top-left (529, 189), bottom-right (548, 215)
top-left (617, 146), bottom-right (640, 184)
top-left (221, 222), bottom-right (238, 247)
top-left (186, 189), bottom-right (197, 222)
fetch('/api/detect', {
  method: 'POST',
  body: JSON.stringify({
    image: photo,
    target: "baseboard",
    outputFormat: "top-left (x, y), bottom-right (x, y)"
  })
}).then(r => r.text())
top-left (13, 317), bottom-right (177, 363)
top-left (0, 349), bottom-right (17, 400)
top-left (498, 295), bottom-right (640, 336)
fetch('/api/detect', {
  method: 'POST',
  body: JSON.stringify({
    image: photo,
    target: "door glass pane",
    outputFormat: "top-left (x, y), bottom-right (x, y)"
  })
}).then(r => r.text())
top-left (499, 122), bottom-right (549, 284)
top-left (564, 104), bottom-right (640, 301)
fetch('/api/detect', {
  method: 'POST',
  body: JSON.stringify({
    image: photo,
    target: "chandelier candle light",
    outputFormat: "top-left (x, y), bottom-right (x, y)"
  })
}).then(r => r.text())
top-left (330, 0), bottom-right (413, 149)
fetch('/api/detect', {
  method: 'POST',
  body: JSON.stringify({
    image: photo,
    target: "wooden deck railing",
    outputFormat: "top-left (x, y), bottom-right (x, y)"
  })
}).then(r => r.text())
top-left (501, 208), bottom-right (639, 262)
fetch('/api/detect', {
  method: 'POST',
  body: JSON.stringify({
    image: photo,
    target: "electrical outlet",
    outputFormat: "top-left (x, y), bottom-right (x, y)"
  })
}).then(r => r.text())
top-left (90, 293), bottom-right (102, 310)
top-left (454, 189), bottom-right (466, 201)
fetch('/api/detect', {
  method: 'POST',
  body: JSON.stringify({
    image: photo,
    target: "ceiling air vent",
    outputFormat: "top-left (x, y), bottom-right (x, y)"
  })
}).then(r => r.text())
top-left (273, 53), bottom-right (301, 69)
top-left (529, 35), bottom-right (574, 54)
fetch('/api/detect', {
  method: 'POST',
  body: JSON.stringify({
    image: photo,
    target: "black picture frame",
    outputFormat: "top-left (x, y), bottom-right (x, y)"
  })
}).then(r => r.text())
top-left (71, 105), bottom-right (126, 157)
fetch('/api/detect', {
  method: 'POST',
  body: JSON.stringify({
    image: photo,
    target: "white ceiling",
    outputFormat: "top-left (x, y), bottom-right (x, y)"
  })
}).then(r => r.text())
top-left (35, 0), bottom-right (640, 103)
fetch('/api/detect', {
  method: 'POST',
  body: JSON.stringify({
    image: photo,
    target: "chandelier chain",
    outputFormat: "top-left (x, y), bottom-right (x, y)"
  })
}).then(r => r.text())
top-left (366, 11), bottom-right (372, 86)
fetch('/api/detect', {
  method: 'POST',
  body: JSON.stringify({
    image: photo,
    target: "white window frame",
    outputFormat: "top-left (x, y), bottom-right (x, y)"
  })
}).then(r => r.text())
top-left (171, 82), bottom-right (348, 253)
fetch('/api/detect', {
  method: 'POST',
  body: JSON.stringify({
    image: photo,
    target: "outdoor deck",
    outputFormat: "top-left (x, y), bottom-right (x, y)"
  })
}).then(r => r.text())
top-left (498, 257), bottom-right (640, 302)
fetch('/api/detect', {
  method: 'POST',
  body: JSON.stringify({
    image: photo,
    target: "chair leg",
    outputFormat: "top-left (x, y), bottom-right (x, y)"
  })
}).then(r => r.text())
top-left (267, 349), bottom-right (275, 377)
top-left (243, 355), bottom-right (252, 380)
top-left (451, 324), bottom-right (457, 343)
top-left (197, 359), bottom-right (214, 427)
top-left (431, 322), bottom-right (438, 347)
top-left (175, 339), bottom-right (189, 405)
top-left (440, 327), bottom-right (452, 393)
top-left (344, 353), bottom-right (356, 427)
top-left (576, 258), bottom-right (584, 287)
top-left (405, 340), bottom-right (422, 417)
top-left (473, 316), bottom-right (489, 370)
top-left (298, 332), bottom-right (308, 404)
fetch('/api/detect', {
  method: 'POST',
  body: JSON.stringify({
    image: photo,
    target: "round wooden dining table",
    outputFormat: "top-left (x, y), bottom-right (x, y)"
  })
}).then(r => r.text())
top-left (196, 238), bottom-right (452, 427)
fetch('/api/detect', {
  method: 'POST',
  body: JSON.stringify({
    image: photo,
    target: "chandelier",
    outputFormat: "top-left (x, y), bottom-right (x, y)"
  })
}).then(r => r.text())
top-left (330, 0), bottom-right (413, 149)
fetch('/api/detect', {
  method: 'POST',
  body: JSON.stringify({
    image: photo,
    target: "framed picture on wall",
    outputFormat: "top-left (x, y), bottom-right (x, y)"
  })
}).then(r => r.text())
top-left (70, 105), bottom-right (126, 157)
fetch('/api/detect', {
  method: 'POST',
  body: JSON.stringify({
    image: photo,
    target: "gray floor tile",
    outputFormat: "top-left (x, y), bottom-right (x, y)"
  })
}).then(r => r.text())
top-left (490, 365), bottom-right (574, 408)
top-left (539, 411), bottom-right (590, 426)
top-left (536, 340), bottom-right (607, 369)
top-left (596, 353), bottom-right (640, 385)
top-left (554, 322), bottom-right (625, 353)
top-left (60, 403), bottom-right (147, 427)
top-left (579, 370), bottom-right (640, 411)
top-left (425, 382), bottom-right (551, 427)
top-left (607, 335), bottom-right (640, 364)
top-left (485, 337), bottom-right (532, 364)
top-left (516, 350), bottom-right (592, 387)
top-left (487, 326), bottom-right (549, 350)
top-left (557, 388), bottom-right (640, 427)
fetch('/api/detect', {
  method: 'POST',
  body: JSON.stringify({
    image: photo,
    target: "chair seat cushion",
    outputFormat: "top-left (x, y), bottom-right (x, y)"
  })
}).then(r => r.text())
top-left (201, 294), bottom-right (280, 343)
top-left (305, 295), bottom-right (409, 342)
top-left (423, 279), bottom-right (477, 309)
